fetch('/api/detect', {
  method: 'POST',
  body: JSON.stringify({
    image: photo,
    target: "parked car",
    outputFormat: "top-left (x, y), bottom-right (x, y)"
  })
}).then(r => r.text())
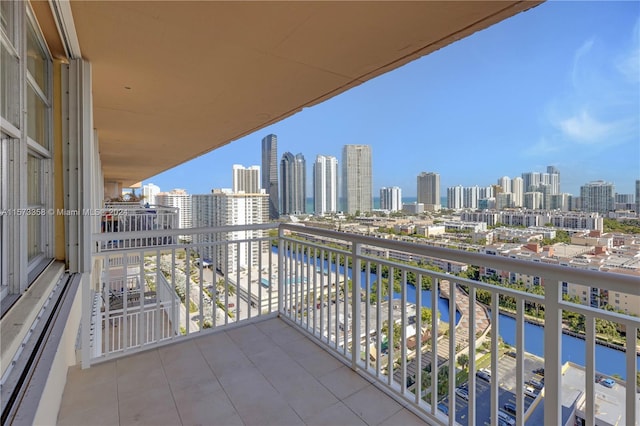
top-left (601, 378), bottom-right (615, 388)
top-left (533, 367), bottom-right (544, 376)
top-left (455, 387), bottom-right (469, 401)
top-left (524, 385), bottom-right (538, 398)
top-left (506, 350), bottom-right (517, 358)
top-left (476, 368), bottom-right (491, 382)
top-left (595, 374), bottom-right (604, 383)
top-left (503, 402), bottom-right (517, 416)
top-left (437, 402), bottom-right (449, 415)
top-left (528, 379), bottom-right (544, 390)
top-left (497, 410), bottom-right (516, 426)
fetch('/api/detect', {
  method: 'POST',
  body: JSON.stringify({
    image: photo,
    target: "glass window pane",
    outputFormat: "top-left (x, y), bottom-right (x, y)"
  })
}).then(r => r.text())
top-left (27, 154), bottom-right (44, 262)
top-left (27, 21), bottom-right (47, 92)
top-left (27, 154), bottom-right (42, 205)
top-left (1, 43), bottom-right (20, 128)
top-left (27, 85), bottom-right (47, 148)
top-left (27, 214), bottom-right (41, 261)
top-left (0, 0), bottom-right (16, 45)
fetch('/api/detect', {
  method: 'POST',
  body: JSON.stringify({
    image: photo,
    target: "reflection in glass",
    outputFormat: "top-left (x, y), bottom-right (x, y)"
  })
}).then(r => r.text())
top-left (1, 43), bottom-right (20, 128)
top-left (27, 85), bottom-right (47, 148)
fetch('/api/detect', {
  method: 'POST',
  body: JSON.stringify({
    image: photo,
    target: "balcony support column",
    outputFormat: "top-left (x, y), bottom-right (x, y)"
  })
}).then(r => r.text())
top-left (543, 277), bottom-right (562, 426)
top-left (277, 226), bottom-right (284, 315)
top-left (351, 242), bottom-right (361, 371)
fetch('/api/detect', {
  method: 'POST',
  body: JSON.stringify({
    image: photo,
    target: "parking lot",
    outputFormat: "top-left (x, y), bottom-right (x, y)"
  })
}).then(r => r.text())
top-left (442, 352), bottom-right (545, 425)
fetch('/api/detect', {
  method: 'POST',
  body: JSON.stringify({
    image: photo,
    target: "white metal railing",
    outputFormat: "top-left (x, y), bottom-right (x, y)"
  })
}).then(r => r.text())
top-left (97, 204), bottom-right (179, 251)
top-left (88, 223), bottom-right (639, 426)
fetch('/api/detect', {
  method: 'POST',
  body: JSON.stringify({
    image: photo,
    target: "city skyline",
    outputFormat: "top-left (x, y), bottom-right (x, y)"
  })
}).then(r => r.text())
top-left (144, 1), bottom-right (639, 197)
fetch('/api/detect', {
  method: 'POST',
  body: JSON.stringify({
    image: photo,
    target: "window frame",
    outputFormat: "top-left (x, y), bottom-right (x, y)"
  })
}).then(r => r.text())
top-left (0, 1), bottom-right (54, 298)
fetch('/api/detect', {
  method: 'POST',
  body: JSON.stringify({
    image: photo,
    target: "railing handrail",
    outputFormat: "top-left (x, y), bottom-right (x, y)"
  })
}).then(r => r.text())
top-left (279, 223), bottom-right (640, 296)
top-left (92, 223), bottom-right (278, 241)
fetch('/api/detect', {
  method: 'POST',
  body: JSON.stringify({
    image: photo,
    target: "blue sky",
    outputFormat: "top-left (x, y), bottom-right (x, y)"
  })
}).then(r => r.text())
top-left (145, 1), bottom-right (639, 198)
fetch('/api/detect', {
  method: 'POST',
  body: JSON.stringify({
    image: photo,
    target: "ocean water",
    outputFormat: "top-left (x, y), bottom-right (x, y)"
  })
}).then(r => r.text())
top-left (304, 196), bottom-right (447, 214)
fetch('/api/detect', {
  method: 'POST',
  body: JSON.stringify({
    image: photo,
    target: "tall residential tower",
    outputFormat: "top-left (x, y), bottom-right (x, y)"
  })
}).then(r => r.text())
top-left (280, 152), bottom-right (306, 215)
top-left (417, 172), bottom-right (441, 212)
top-left (342, 145), bottom-right (372, 214)
top-left (261, 134), bottom-right (279, 219)
top-left (313, 155), bottom-right (338, 215)
top-left (232, 165), bottom-right (260, 194)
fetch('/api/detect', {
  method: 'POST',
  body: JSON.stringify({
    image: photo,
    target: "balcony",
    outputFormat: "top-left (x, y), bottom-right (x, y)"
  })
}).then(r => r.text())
top-left (59, 223), bottom-right (639, 425)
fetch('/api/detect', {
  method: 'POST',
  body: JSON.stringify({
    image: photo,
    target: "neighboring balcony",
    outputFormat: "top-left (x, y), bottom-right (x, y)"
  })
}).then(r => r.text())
top-left (62, 223), bottom-right (639, 425)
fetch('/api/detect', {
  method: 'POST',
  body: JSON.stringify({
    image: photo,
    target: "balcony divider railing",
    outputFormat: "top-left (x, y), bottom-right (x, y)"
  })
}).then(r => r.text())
top-left (89, 223), bottom-right (639, 426)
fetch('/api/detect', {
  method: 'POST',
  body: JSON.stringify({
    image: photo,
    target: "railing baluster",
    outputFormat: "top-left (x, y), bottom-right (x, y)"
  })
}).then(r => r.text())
top-left (490, 292), bottom-right (499, 426)
top-left (544, 277), bottom-right (562, 426)
top-left (415, 274), bottom-right (422, 406)
top-left (515, 297), bottom-right (524, 426)
top-left (626, 324), bottom-right (638, 426)
top-left (352, 242), bottom-right (362, 370)
top-left (364, 260), bottom-right (371, 369)
top-left (585, 314), bottom-right (595, 426)
top-left (388, 266), bottom-right (395, 386)
top-left (448, 279), bottom-right (456, 426)
top-left (376, 263), bottom-right (382, 379)
top-left (401, 269), bottom-right (407, 395)
top-left (467, 285), bottom-right (476, 426)
top-left (432, 277), bottom-right (438, 414)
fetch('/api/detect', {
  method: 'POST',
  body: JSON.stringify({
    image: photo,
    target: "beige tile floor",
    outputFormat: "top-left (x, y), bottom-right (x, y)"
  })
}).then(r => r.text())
top-left (57, 317), bottom-right (429, 426)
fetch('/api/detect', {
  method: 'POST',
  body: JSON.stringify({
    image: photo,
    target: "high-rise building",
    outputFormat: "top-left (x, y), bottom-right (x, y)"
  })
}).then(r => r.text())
top-left (417, 172), bottom-right (441, 212)
top-left (580, 181), bottom-right (615, 214)
top-left (261, 134), bottom-right (279, 219)
top-left (447, 185), bottom-right (463, 210)
top-left (547, 165), bottom-right (561, 194)
top-left (636, 180), bottom-right (640, 215)
top-left (313, 155), bottom-right (338, 215)
top-left (156, 189), bottom-right (192, 240)
top-left (192, 189), bottom-right (268, 274)
top-left (523, 191), bottom-right (543, 210)
top-left (232, 165), bottom-right (260, 194)
top-left (380, 187), bottom-right (402, 212)
top-left (463, 186), bottom-right (479, 209)
top-left (142, 183), bottom-right (160, 205)
top-left (280, 152), bottom-right (306, 215)
top-left (522, 172), bottom-right (541, 192)
top-left (497, 176), bottom-right (511, 194)
top-left (511, 177), bottom-right (523, 207)
top-left (342, 145), bottom-right (372, 214)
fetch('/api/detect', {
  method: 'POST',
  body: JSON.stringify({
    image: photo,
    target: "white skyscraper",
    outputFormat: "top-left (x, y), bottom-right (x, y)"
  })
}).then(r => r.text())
top-left (313, 155), bottom-right (338, 215)
top-left (523, 191), bottom-right (544, 210)
top-left (342, 145), bottom-right (372, 214)
top-left (580, 181), bottom-right (615, 214)
top-left (142, 183), bottom-right (160, 205)
top-left (232, 165), bottom-right (260, 193)
top-left (192, 189), bottom-right (268, 274)
top-left (417, 172), bottom-right (441, 212)
top-left (497, 176), bottom-right (511, 194)
top-left (447, 185), bottom-right (463, 209)
top-left (156, 189), bottom-right (192, 242)
top-left (511, 177), bottom-right (523, 207)
top-left (380, 187), bottom-right (402, 212)
top-left (463, 186), bottom-right (479, 209)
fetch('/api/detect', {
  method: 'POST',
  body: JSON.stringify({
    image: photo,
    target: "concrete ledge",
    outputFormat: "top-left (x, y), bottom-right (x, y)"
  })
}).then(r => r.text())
top-left (0, 262), bottom-right (65, 378)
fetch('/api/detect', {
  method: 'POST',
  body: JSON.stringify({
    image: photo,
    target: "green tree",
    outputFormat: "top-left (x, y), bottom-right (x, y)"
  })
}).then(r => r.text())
top-left (457, 353), bottom-right (469, 371)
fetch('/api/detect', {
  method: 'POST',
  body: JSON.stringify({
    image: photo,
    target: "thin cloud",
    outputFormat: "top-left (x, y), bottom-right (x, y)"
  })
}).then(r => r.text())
top-left (558, 109), bottom-right (618, 143)
top-left (572, 38), bottom-right (596, 88)
top-left (615, 18), bottom-right (640, 83)
top-left (524, 136), bottom-right (561, 156)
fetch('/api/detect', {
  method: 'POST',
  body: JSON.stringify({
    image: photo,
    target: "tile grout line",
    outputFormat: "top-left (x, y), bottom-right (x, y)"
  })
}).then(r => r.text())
top-left (157, 347), bottom-right (186, 426)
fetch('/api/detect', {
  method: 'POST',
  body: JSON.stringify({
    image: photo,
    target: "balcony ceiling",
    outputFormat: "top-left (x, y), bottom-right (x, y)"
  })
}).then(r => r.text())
top-left (41, 1), bottom-right (540, 186)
